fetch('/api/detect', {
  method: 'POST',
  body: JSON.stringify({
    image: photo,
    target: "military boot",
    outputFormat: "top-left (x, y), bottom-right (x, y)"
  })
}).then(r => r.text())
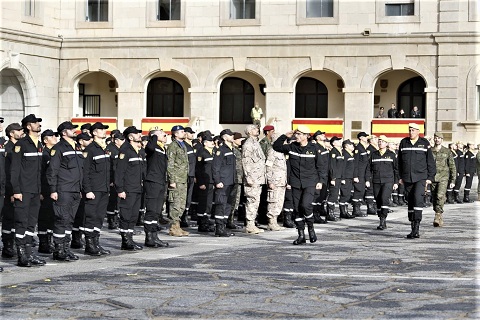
top-left (180, 210), bottom-right (189, 228)
top-left (391, 195), bottom-right (400, 206)
top-left (326, 204), bottom-right (339, 222)
top-left (433, 212), bottom-right (443, 227)
top-left (226, 212), bottom-right (241, 229)
top-left (2, 237), bottom-right (16, 258)
top-left (17, 245), bottom-right (32, 267)
top-left (198, 216), bottom-right (215, 232)
top-left (463, 191), bottom-right (473, 203)
top-left (65, 236), bottom-right (79, 261)
top-left (26, 243), bottom-right (46, 266)
top-left (267, 218), bottom-right (285, 231)
top-left (339, 204), bottom-right (354, 219)
top-left (406, 221), bottom-right (420, 239)
top-left (377, 217), bottom-right (386, 230)
top-left (283, 210), bottom-right (295, 228)
top-left (352, 202), bottom-right (367, 217)
top-left (245, 220), bottom-right (264, 234)
top-left (313, 206), bottom-right (327, 224)
top-left (93, 232), bottom-right (110, 255)
top-left (446, 190), bottom-right (455, 204)
top-left (107, 214), bottom-right (117, 229)
top-left (307, 225), bottom-right (317, 243)
top-left (136, 208), bottom-right (145, 226)
top-left (52, 240), bottom-right (70, 261)
top-left (124, 232), bottom-right (143, 250)
top-left (145, 231), bottom-right (161, 247)
top-left (70, 230), bottom-right (84, 249)
top-left (84, 233), bottom-right (101, 256)
top-left (366, 202), bottom-right (376, 215)
top-left (293, 228), bottom-right (306, 245)
top-left (38, 234), bottom-right (53, 254)
top-left (121, 232), bottom-right (135, 251)
top-left (215, 221), bottom-right (234, 237)
top-left (169, 221), bottom-right (185, 237)
top-left (454, 192), bottom-right (463, 204)
top-left (319, 203), bottom-right (327, 217)
top-left (154, 231), bottom-right (169, 247)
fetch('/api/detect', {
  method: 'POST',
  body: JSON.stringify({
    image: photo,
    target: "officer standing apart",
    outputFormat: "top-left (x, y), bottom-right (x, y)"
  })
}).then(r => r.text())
top-left (82, 122), bottom-right (112, 256)
top-left (212, 129), bottom-right (236, 237)
top-left (47, 121), bottom-right (83, 261)
top-left (397, 123), bottom-right (436, 239)
top-left (242, 124), bottom-right (266, 234)
top-left (167, 125), bottom-right (190, 237)
top-left (273, 125), bottom-right (327, 245)
top-left (11, 114), bottom-right (45, 267)
top-left (250, 102), bottom-right (263, 128)
top-left (430, 132), bottom-right (456, 227)
top-left (365, 135), bottom-right (398, 230)
top-left (115, 126), bottom-right (146, 250)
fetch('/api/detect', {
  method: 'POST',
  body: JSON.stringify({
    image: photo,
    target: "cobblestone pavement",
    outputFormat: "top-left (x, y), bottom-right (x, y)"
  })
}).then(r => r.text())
top-left (1, 190), bottom-right (479, 319)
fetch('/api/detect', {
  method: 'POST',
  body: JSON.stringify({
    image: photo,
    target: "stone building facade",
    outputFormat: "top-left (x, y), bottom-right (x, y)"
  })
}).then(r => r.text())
top-left (1, 0), bottom-right (479, 142)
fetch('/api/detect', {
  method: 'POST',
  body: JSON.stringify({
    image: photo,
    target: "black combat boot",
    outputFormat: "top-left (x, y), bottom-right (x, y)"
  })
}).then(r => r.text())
top-left (154, 231), bottom-right (169, 247)
top-left (283, 210), bottom-right (295, 228)
top-left (406, 221), bottom-right (420, 239)
top-left (17, 245), bottom-right (32, 267)
top-left (65, 236), bottom-right (80, 261)
top-left (2, 237), bottom-right (16, 258)
top-left (107, 214), bottom-right (117, 229)
top-left (145, 231), bottom-right (161, 247)
top-left (391, 195), bottom-right (399, 207)
top-left (84, 233), bottom-right (101, 256)
top-left (121, 232), bottom-right (135, 251)
top-left (198, 216), bottom-right (214, 232)
top-left (215, 221), bottom-right (234, 237)
top-left (128, 232), bottom-right (143, 250)
top-left (319, 203), bottom-right (328, 217)
top-left (307, 225), bottom-right (317, 243)
top-left (446, 190), bottom-right (454, 204)
top-left (53, 240), bottom-right (70, 262)
top-left (377, 217), bottom-right (386, 230)
top-left (326, 204), bottom-right (339, 222)
top-left (366, 202), bottom-right (376, 215)
top-left (352, 202), bottom-right (367, 217)
top-left (38, 234), bottom-right (53, 254)
top-left (313, 206), bottom-right (327, 224)
top-left (339, 204), bottom-right (355, 219)
top-left (70, 230), bottom-right (84, 249)
top-left (26, 243), bottom-right (46, 266)
top-left (94, 232), bottom-right (111, 255)
top-left (136, 209), bottom-right (145, 226)
top-left (398, 195), bottom-right (407, 206)
top-left (293, 228), bottom-right (306, 245)
top-left (454, 192), bottom-right (463, 204)
top-left (463, 191), bottom-right (473, 203)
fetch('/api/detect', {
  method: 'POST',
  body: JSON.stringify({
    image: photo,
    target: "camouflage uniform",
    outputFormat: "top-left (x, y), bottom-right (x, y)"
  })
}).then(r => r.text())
top-left (242, 136), bottom-right (266, 232)
top-left (259, 137), bottom-right (272, 158)
top-left (431, 145), bottom-right (456, 225)
top-left (231, 145), bottom-right (244, 215)
top-left (265, 145), bottom-right (287, 230)
top-left (167, 139), bottom-right (189, 224)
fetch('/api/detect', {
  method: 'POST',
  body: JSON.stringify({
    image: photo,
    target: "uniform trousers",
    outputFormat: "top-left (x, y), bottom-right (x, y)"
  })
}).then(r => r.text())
top-left (73, 198), bottom-right (85, 232)
top-left (83, 191), bottom-right (109, 232)
top-left (38, 193), bottom-right (54, 234)
top-left (403, 180), bottom-right (426, 222)
top-left (453, 174), bottom-right (464, 194)
top-left (339, 179), bottom-right (353, 205)
top-left (352, 177), bottom-right (366, 202)
top-left (144, 181), bottom-right (166, 232)
top-left (168, 182), bottom-right (187, 222)
top-left (431, 180), bottom-right (447, 214)
top-left (327, 182), bottom-right (341, 206)
top-left (373, 182), bottom-right (393, 217)
top-left (14, 192), bottom-right (41, 245)
top-left (231, 182), bottom-right (242, 212)
top-left (291, 186), bottom-right (316, 229)
top-left (118, 192), bottom-right (142, 232)
top-left (1, 195), bottom-right (15, 236)
top-left (107, 184), bottom-right (118, 216)
top-left (244, 184), bottom-right (262, 222)
top-left (52, 192), bottom-right (81, 244)
top-left (214, 185), bottom-right (235, 222)
top-left (283, 187), bottom-right (294, 215)
top-left (197, 184), bottom-right (214, 218)
top-left (185, 176), bottom-right (195, 211)
top-left (464, 175), bottom-right (474, 192)
top-left (267, 186), bottom-right (285, 220)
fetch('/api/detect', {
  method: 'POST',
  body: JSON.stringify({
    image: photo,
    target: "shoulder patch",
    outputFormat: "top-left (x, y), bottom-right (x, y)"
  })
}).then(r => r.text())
top-left (14, 146), bottom-right (21, 153)
top-left (50, 149), bottom-right (56, 156)
top-left (119, 153), bottom-right (125, 160)
top-left (216, 151), bottom-right (221, 156)
top-left (332, 154), bottom-right (336, 158)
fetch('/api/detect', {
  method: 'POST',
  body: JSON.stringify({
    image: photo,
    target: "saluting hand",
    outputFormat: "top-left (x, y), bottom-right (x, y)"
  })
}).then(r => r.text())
top-left (285, 130), bottom-right (295, 138)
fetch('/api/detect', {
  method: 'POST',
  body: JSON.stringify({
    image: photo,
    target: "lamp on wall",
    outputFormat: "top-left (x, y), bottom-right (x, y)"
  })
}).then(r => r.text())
top-left (259, 84), bottom-right (266, 96)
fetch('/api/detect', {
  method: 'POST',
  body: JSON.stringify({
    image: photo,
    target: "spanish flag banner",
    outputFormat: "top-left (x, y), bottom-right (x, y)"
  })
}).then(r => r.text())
top-left (71, 117), bottom-right (117, 135)
top-left (292, 119), bottom-right (344, 138)
top-left (141, 117), bottom-right (190, 135)
top-left (371, 119), bottom-right (425, 139)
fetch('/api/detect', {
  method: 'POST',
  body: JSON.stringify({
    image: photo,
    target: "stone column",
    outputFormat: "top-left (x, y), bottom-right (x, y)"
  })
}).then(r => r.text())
top-left (424, 88), bottom-right (438, 137)
top-left (343, 88), bottom-right (372, 140)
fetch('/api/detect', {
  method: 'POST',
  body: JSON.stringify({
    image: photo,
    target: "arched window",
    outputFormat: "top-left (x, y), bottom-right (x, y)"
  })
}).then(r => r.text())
top-left (146, 78), bottom-right (184, 117)
top-left (397, 76), bottom-right (426, 118)
top-left (295, 77), bottom-right (328, 118)
top-left (219, 77), bottom-right (254, 124)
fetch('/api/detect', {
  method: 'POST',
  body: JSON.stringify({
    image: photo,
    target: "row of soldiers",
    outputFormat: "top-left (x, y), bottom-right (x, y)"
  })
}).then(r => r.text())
top-left (0, 114), bottom-right (477, 268)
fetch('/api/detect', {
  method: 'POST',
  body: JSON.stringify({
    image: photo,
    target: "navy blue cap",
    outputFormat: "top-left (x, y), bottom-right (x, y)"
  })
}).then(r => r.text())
top-left (171, 125), bottom-right (185, 132)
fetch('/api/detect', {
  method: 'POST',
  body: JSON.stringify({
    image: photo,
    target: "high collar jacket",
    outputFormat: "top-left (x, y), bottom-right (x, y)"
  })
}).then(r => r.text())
top-left (397, 137), bottom-right (436, 183)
